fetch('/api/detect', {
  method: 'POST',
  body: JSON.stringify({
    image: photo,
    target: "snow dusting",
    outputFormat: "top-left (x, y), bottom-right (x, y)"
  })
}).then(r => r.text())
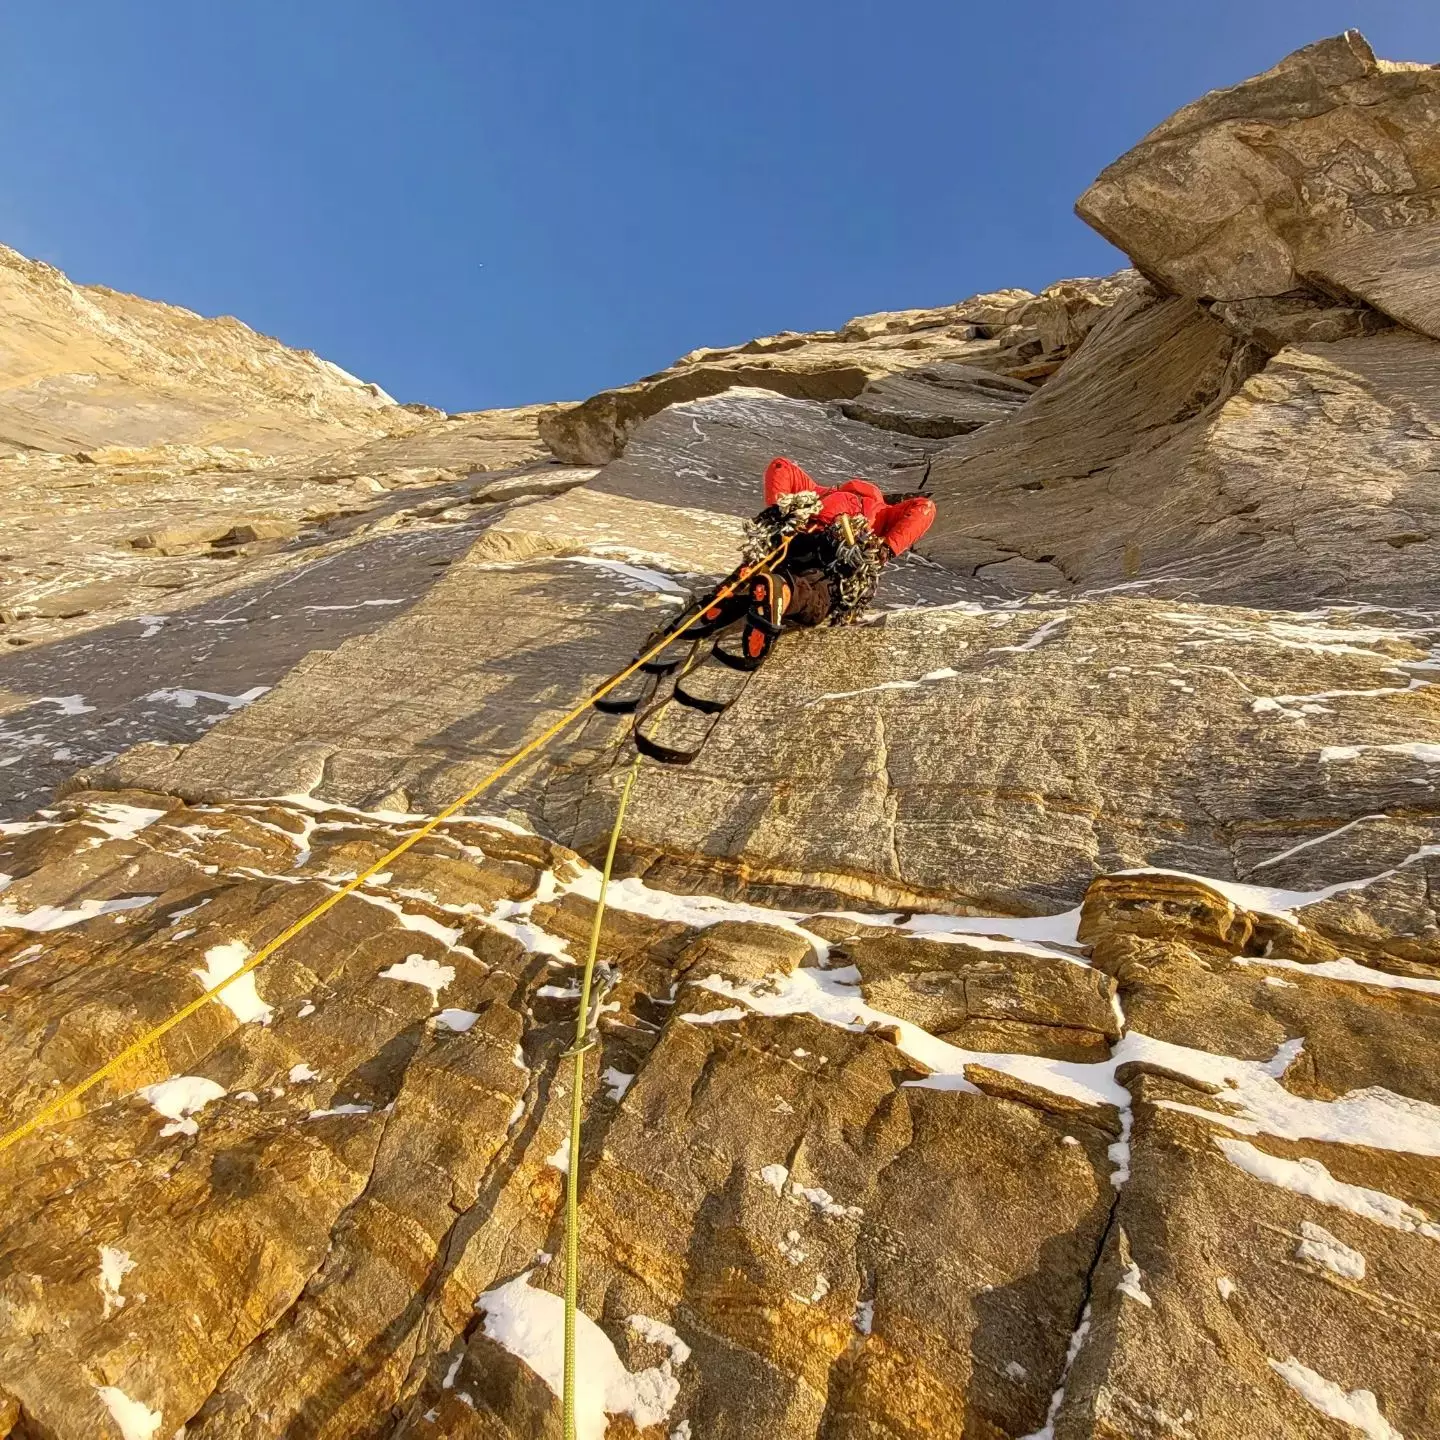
top-left (1269, 1358), bottom-right (1403, 1440)
top-left (98, 1246), bottom-right (137, 1318)
top-left (1296, 1221), bottom-right (1366, 1280)
top-left (136, 1075), bottom-right (226, 1137)
top-left (477, 1271), bottom-right (682, 1440)
top-left (379, 952), bottom-right (455, 1003)
top-left (95, 1385), bottom-right (162, 1440)
top-left (193, 940), bottom-right (272, 1024)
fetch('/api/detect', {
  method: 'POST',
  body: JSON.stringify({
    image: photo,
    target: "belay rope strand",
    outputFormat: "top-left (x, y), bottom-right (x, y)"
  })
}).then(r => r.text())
top-left (0, 540), bottom-right (792, 1158)
top-left (562, 752), bottom-right (641, 1440)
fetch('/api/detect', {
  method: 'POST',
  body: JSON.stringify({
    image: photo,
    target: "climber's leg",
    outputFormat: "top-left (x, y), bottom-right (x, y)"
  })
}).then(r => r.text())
top-left (781, 570), bottom-right (836, 628)
top-left (736, 572), bottom-right (791, 669)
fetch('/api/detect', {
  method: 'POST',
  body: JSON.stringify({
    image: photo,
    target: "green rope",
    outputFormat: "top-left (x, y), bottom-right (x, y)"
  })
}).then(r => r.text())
top-left (563, 753), bottom-right (642, 1440)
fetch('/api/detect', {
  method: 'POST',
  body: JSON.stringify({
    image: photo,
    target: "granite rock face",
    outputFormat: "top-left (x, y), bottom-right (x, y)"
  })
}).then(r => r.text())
top-left (5, 30), bottom-right (1440, 1440)
top-left (1078, 32), bottom-right (1440, 338)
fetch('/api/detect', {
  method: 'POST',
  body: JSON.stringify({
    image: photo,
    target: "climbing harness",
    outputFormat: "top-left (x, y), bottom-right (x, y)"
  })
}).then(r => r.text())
top-left (0, 541), bottom-right (789, 1158)
top-left (561, 752), bottom-right (640, 1440)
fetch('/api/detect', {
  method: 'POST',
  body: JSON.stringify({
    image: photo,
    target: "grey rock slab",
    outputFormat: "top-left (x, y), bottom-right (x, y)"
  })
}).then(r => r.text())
top-left (93, 522), bottom-right (1440, 926)
top-left (538, 277), bottom-right (1137, 464)
top-left (554, 595), bottom-right (1440, 917)
top-left (1302, 217), bottom-right (1440, 344)
top-left (838, 362), bottom-right (1033, 439)
top-left (93, 532), bottom-right (698, 813)
top-left (926, 283), bottom-right (1440, 608)
top-left (0, 528), bottom-right (478, 818)
top-left (592, 388), bottom-right (937, 520)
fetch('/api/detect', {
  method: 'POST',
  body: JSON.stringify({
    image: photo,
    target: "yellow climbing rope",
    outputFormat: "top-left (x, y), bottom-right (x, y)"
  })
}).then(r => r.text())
top-left (0, 540), bottom-right (789, 1157)
top-left (562, 752), bottom-right (641, 1440)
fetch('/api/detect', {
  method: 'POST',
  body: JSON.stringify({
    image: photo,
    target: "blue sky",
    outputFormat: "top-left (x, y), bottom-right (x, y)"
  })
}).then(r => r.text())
top-left (3, 4), bottom-right (1437, 412)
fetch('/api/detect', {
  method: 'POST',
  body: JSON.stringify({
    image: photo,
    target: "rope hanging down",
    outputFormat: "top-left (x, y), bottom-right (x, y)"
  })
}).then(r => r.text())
top-left (0, 539), bottom-right (791, 1158)
top-left (561, 752), bottom-right (641, 1440)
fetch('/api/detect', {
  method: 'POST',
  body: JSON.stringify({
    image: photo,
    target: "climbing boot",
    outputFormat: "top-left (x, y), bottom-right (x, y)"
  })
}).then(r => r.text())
top-left (735, 573), bottom-right (789, 670)
top-left (683, 588), bottom-right (750, 639)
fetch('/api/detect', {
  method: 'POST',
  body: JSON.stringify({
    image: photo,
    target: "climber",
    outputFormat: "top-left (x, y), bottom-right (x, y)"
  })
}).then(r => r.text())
top-left (691, 456), bottom-right (936, 667)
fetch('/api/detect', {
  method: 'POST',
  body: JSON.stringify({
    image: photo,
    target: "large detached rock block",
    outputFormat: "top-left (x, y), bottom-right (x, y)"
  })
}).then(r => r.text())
top-left (1078, 31), bottom-right (1440, 339)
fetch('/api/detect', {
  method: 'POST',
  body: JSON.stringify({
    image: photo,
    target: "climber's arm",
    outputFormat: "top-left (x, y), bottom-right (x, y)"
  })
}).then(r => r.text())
top-left (873, 496), bottom-right (937, 556)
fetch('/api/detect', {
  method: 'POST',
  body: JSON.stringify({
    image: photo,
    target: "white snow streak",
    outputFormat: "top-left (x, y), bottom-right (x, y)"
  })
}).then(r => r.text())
top-left (1269, 1357), bottom-right (1403, 1440)
top-left (1232, 952), bottom-right (1440, 997)
top-left (1249, 815), bottom-right (1389, 872)
top-left (990, 613), bottom-right (1070, 653)
top-left (477, 1271), bottom-right (682, 1440)
top-left (1296, 1221), bottom-right (1366, 1281)
top-left (1214, 1139), bottom-right (1440, 1238)
top-left (688, 968), bottom-right (1440, 1160)
top-left (1321, 741), bottom-right (1440, 765)
top-left (193, 940), bottom-right (272, 1024)
top-left (808, 667), bottom-right (962, 706)
top-left (0, 893), bottom-right (155, 932)
top-left (136, 1075), bottom-right (225, 1137)
top-left (144, 685), bottom-right (269, 711)
top-left (569, 555), bottom-right (689, 594)
top-left (95, 1385), bottom-right (162, 1440)
top-left (379, 952), bottom-right (454, 1003)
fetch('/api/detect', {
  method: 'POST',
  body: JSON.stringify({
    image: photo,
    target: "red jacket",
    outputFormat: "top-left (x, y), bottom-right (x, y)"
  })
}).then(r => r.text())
top-left (764, 457), bottom-right (935, 556)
